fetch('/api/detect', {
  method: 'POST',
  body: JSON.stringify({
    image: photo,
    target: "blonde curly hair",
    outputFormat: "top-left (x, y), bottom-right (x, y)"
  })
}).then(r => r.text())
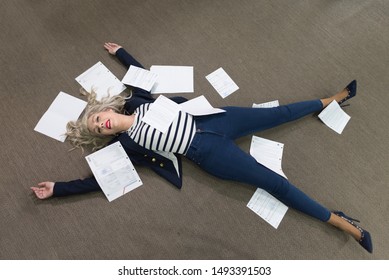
top-left (65, 89), bottom-right (129, 152)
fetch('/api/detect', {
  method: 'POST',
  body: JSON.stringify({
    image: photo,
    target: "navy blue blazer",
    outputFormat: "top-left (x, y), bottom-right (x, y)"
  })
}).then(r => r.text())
top-left (53, 48), bottom-right (186, 197)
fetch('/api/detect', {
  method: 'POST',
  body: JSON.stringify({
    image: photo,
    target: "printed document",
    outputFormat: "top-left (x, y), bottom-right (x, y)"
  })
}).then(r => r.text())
top-left (150, 65), bottom-right (194, 94)
top-left (253, 100), bottom-right (280, 108)
top-left (248, 135), bottom-right (288, 228)
top-left (206, 67), bottom-right (239, 98)
top-left (34, 92), bottom-right (86, 142)
top-left (180, 95), bottom-right (226, 116)
top-left (318, 100), bottom-right (351, 134)
top-left (249, 136), bottom-right (287, 179)
top-left (85, 141), bottom-right (143, 202)
top-left (247, 188), bottom-right (288, 229)
top-left (75, 61), bottom-right (126, 100)
top-left (141, 95), bottom-right (182, 133)
top-left (121, 65), bottom-right (158, 92)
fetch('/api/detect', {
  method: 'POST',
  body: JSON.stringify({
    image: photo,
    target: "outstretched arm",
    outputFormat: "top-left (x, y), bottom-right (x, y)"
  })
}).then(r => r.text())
top-left (31, 177), bottom-right (101, 199)
top-left (104, 42), bottom-right (144, 69)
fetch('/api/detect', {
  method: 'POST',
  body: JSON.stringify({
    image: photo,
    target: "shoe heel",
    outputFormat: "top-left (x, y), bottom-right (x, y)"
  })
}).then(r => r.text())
top-left (333, 210), bottom-right (373, 253)
top-left (333, 210), bottom-right (360, 223)
top-left (339, 80), bottom-right (357, 105)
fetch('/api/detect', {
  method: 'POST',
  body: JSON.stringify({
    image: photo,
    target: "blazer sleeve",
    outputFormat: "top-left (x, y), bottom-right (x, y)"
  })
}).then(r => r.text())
top-left (115, 48), bottom-right (144, 69)
top-left (52, 138), bottom-right (183, 197)
top-left (53, 177), bottom-right (100, 197)
top-left (115, 47), bottom-right (154, 101)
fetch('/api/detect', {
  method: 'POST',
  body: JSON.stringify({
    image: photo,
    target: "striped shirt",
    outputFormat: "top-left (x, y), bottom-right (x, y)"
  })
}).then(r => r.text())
top-left (127, 103), bottom-right (196, 154)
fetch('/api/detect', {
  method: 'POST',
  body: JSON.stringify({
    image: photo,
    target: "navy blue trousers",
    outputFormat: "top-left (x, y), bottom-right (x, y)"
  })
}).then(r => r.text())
top-left (185, 99), bottom-right (331, 222)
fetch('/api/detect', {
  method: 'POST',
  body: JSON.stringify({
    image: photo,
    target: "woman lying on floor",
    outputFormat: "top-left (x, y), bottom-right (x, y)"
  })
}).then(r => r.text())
top-left (32, 42), bottom-right (372, 253)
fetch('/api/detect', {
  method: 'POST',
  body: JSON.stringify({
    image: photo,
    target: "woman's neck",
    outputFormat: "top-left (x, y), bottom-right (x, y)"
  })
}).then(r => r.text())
top-left (119, 114), bottom-right (135, 131)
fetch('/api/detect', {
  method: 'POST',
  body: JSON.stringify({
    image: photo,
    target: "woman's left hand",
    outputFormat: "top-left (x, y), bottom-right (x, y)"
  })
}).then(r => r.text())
top-left (104, 42), bottom-right (122, 55)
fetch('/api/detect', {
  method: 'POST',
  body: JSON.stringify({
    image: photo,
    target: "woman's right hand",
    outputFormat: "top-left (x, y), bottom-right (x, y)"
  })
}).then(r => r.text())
top-left (103, 42), bottom-right (122, 55)
top-left (31, 182), bottom-right (54, 200)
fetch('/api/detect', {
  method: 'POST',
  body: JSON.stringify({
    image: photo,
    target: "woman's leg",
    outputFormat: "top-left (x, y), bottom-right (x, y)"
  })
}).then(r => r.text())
top-left (186, 135), bottom-right (363, 241)
top-left (186, 134), bottom-right (331, 221)
top-left (327, 213), bottom-right (362, 240)
top-left (195, 88), bottom-right (350, 140)
top-left (321, 87), bottom-right (350, 107)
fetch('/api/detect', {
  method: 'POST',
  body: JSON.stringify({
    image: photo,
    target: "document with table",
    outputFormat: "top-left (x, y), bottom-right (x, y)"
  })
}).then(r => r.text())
top-left (75, 61), bottom-right (126, 100)
top-left (206, 67), bottom-right (239, 98)
top-left (85, 141), bottom-right (143, 202)
top-left (247, 188), bottom-right (288, 229)
top-left (121, 65), bottom-right (158, 92)
top-left (141, 95), bottom-right (182, 133)
top-left (247, 135), bottom-right (288, 229)
top-left (318, 100), bottom-right (351, 134)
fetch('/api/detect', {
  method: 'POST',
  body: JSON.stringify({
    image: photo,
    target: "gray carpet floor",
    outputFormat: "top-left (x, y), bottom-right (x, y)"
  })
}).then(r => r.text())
top-left (1, 0), bottom-right (388, 259)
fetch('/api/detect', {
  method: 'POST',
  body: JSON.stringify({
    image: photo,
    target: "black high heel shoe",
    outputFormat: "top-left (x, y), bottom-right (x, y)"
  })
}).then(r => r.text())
top-left (333, 211), bottom-right (373, 253)
top-left (338, 80), bottom-right (357, 105)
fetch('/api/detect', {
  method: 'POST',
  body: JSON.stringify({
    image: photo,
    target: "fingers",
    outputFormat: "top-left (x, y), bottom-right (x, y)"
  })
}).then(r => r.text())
top-left (31, 187), bottom-right (46, 200)
top-left (103, 42), bottom-right (122, 55)
top-left (104, 42), bottom-right (117, 50)
top-left (31, 182), bottom-right (54, 200)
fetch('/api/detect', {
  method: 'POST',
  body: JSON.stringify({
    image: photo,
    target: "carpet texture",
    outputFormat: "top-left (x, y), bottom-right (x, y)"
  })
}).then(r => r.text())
top-left (0, 0), bottom-right (388, 259)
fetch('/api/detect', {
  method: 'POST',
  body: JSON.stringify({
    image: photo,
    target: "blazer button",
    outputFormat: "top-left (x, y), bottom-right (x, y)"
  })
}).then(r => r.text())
top-left (160, 163), bottom-right (164, 168)
top-left (152, 158), bottom-right (156, 162)
top-left (144, 154), bottom-right (148, 157)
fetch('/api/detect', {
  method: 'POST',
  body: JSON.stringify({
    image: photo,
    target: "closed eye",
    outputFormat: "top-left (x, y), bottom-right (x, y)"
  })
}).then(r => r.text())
top-left (96, 115), bottom-right (101, 134)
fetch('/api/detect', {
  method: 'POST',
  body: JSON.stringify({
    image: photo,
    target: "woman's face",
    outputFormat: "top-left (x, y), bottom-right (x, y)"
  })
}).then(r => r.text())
top-left (87, 109), bottom-right (122, 136)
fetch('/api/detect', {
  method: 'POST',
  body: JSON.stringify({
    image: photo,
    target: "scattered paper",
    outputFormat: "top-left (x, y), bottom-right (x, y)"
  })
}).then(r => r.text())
top-left (248, 136), bottom-right (289, 228)
top-left (206, 67), bottom-right (239, 98)
top-left (75, 61), bottom-right (126, 100)
top-left (247, 188), bottom-right (288, 229)
top-left (318, 100), bottom-right (351, 134)
top-left (180, 95), bottom-right (226, 116)
top-left (85, 141), bottom-right (143, 202)
top-left (253, 100), bottom-right (280, 108)
top-left (150, 65), bottom-right (194, 94)
top-left (141, 95), bottom-right (182, 133)
top-left (250, 136), bottom-right (287, 179)
top-left (34, 92), bottom-right (87, 142)
top-left (121, 65), bottom-right (158, 91)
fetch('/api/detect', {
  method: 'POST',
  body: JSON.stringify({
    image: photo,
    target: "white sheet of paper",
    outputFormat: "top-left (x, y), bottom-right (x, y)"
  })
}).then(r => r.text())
top-left (253, 100), bottom-right (280, 108)
top-left (250, 136), bottom-right (287, 179)
top-left (206, 67), bottom-right (239, 98)
top-left (121, 65), bottom-right (158, 91)
top-left (150, 65), bottom-right (194, 94)
top-left (34, 92), bottom-right (87, 142)
top-left (318, 100), bottom-right (351, 134)
top-left (141, 95), bottom-right (182, 133)
top-left (75, 61), bottom-right (126, 100)
top-left (180, 95), bottom-right (226, 116)
top-left (247, 188), bottom-right (288, 229)
top-left (85, 142), bottom-right (143, 202)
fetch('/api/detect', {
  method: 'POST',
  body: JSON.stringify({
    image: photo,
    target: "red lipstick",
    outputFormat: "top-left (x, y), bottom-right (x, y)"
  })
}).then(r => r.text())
top-left (105, 119), bottom-right (111, 129)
